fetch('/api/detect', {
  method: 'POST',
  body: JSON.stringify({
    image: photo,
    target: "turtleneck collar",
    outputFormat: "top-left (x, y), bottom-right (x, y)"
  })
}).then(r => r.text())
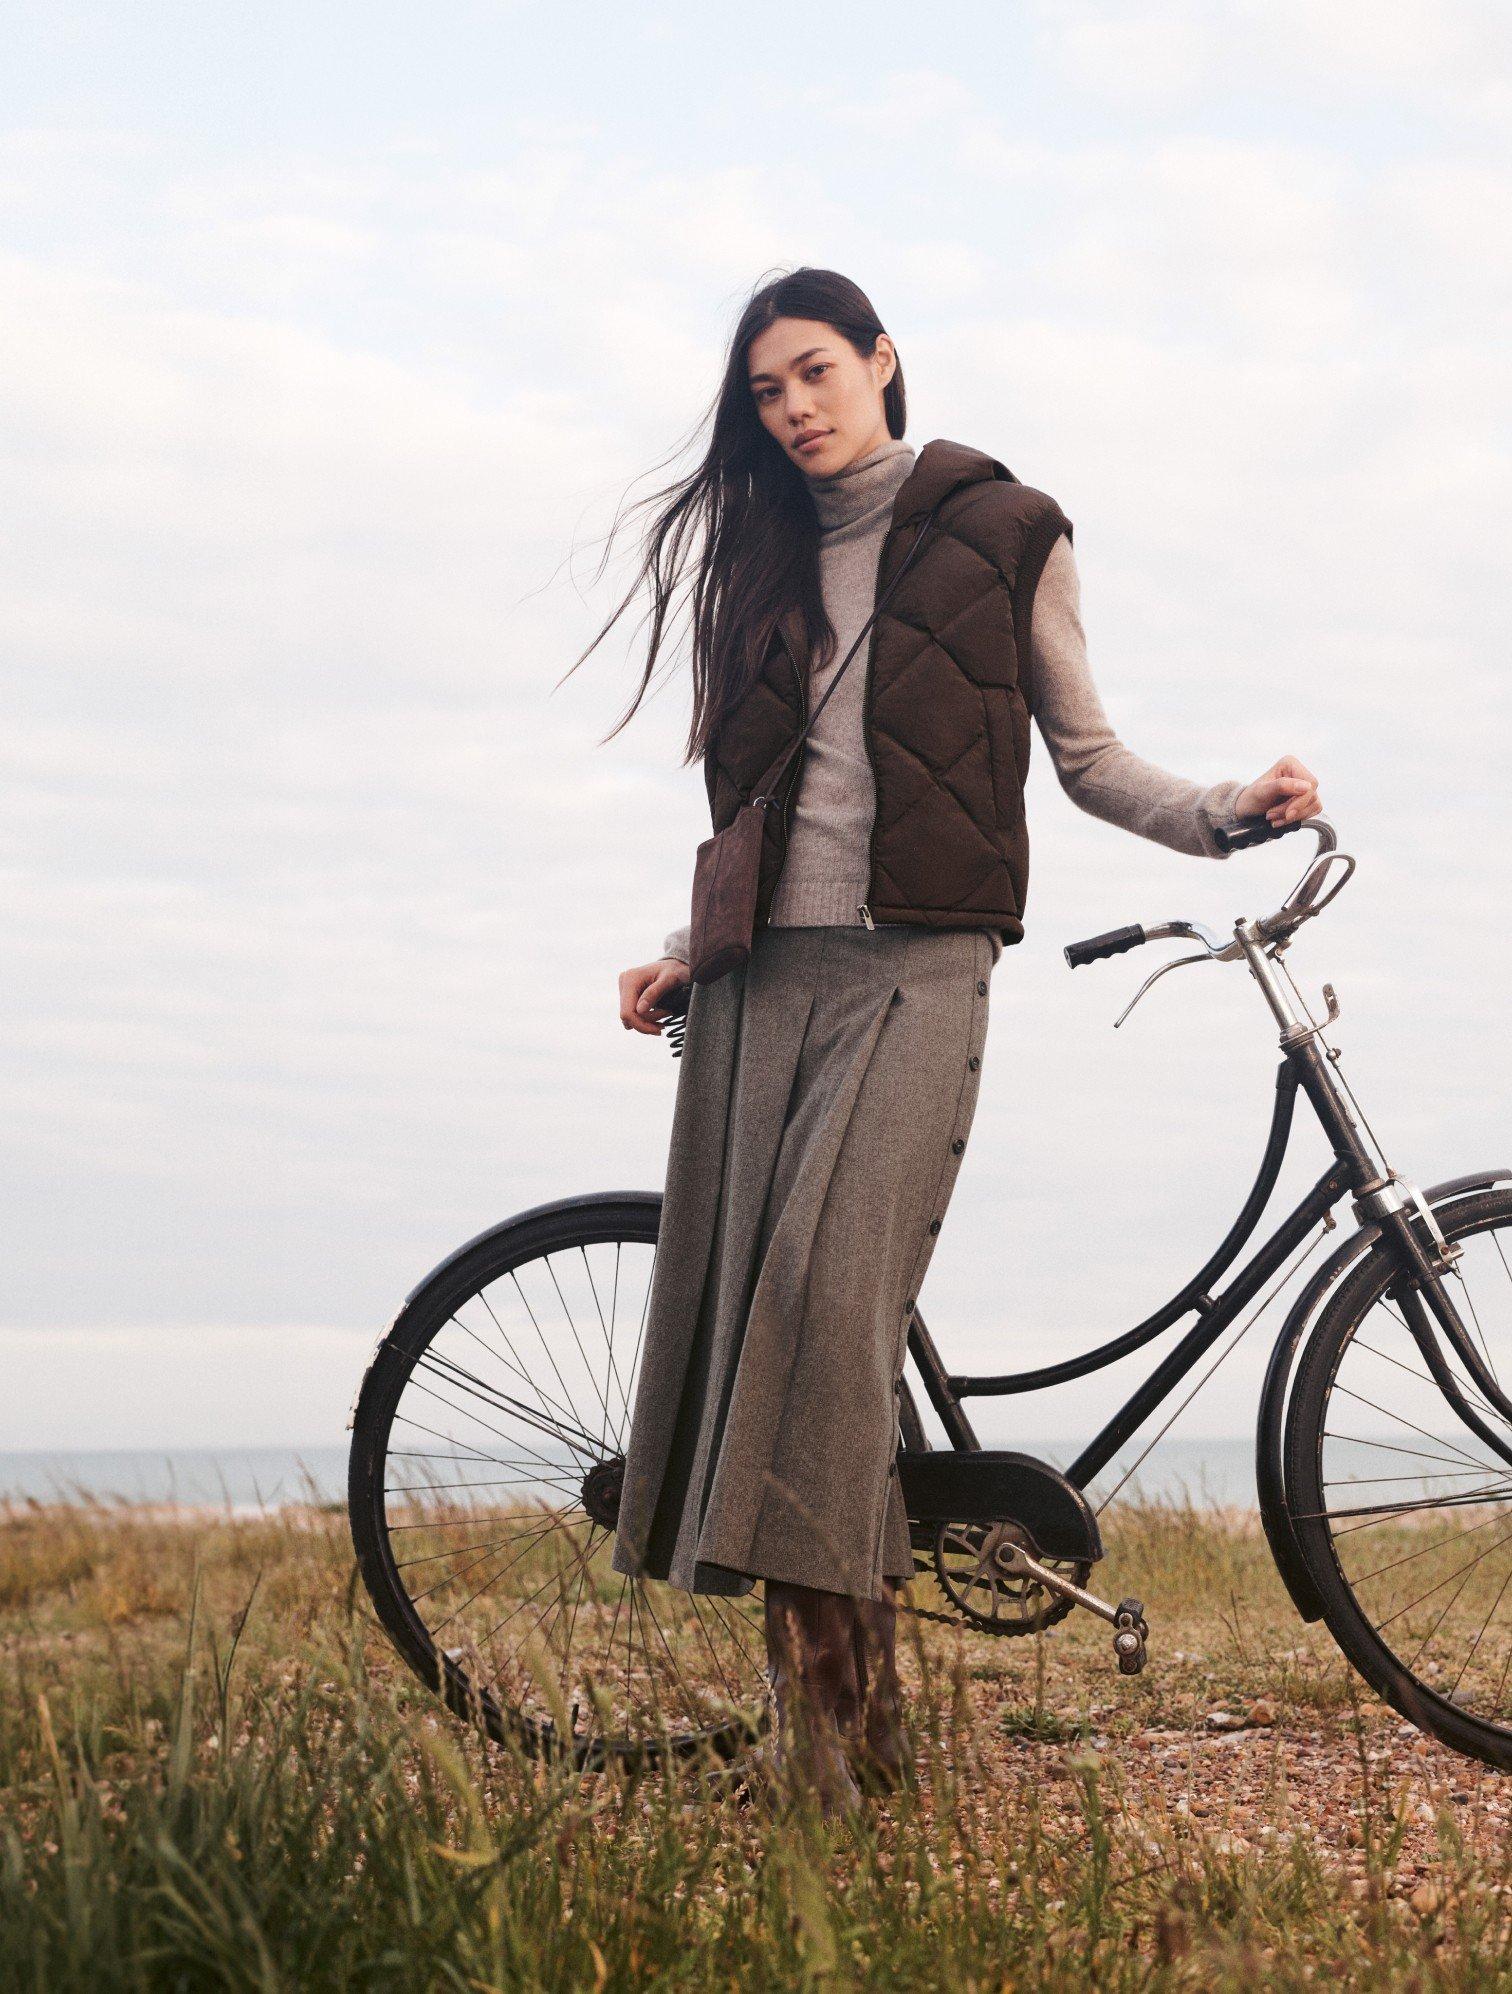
top-left (809, 437), bottom-right (916, 535)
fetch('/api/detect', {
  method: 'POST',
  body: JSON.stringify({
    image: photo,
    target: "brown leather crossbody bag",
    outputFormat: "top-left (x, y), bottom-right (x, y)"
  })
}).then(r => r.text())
top-left (686, 499), bottom-right (944, 986)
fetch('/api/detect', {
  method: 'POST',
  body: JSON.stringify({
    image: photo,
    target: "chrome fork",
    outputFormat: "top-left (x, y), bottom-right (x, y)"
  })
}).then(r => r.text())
top-left (1236, 899), bottom-right (1512, 1462)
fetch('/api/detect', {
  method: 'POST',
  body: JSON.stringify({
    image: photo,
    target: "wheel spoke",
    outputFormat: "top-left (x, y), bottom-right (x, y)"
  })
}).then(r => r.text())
top-left (544, 1255), bottom-right (617, 1452)
top-left (578, 1243), bottom-right (631, 1455)
top-left (1322, 1430), bottom-right (1502, 1476)
top-left (454, 1310), bottom-right (590, 1451)
top-left (1351, 1328), bottom-right (1508, 1434)
top-left (1299, 1480), bottom-right (1512, 1531)
top-left (418, 1346), bottom-right (603, 1461)
top-left (1327, 1383), bottom-right (1489, 1473)
top-left (472, 1292), bottom-right (588, 1438)
top-left (405, 1377), bottom-right (588, 1483)
top-left (1375, 1517), bottom-right (1512, 1637)
top-left (386, 1475), bottom-right (581, 1499)
top-left (508, 1265), bottom-right (599, 1456)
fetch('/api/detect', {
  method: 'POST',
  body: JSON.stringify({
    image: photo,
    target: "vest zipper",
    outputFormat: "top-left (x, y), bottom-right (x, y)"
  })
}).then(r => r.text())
top-left (857, 524), bottom-right (891, 927)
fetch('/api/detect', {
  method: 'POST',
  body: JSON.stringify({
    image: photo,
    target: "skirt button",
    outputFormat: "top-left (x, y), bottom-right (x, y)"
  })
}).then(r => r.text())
top-left (968, 1055), bottom-right (980, 1071)
top-left (928, 1219), bottom-right (941, 1235)
top-left (977, 979), bottom-right (987, 995)
top-left (952, 1138), bottom-right (964, 1155)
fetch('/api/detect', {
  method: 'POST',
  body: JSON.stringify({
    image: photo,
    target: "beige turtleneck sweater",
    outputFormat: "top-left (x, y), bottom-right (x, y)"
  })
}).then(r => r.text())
top-left (661, 439), bottom-right (1246, 962)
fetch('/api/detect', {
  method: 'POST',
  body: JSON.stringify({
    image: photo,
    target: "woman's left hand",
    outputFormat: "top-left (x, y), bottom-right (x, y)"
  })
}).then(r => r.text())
top-left (1234, 755), bottom-right (1323, 828)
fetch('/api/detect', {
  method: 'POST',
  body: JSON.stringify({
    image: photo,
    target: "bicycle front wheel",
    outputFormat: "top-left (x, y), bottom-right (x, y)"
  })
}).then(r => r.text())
top-left (348, 1194), bottom-right (770, 1771)
top-left (1286, 1186), bottom-right (1512, 1767)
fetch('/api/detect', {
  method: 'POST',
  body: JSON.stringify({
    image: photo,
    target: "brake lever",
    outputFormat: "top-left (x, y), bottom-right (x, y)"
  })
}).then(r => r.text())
top-left (1112, 949), bottom-right (1215, 1029)
top-left (1255, 850), bottom-right (1356, 944)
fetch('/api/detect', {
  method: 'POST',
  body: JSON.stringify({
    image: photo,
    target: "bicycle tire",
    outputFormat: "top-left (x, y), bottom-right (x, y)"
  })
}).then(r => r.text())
top-left (1285, 1186), bottom-right (1512, 1767)
top-left (348, 1194), bottom-right (770, 1771)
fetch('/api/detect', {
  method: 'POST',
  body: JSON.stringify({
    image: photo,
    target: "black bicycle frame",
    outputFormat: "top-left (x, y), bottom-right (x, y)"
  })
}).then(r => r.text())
top-left (905, 1040), bottom-right (1495, 1494)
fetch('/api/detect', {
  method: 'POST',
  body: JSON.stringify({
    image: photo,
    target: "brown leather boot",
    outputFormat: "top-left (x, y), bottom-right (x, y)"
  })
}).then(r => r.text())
top-left (849, 1579), bottom-right (913, 1794)
top-left (762, 1581), bottom-right (864, 1820)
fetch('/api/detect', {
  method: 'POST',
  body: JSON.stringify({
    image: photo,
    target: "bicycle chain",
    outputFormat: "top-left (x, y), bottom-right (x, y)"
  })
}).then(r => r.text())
top-left (897, 1596), bottom-right (965, 1629)
top-left (897, 1561), bottom-right (969, 1629)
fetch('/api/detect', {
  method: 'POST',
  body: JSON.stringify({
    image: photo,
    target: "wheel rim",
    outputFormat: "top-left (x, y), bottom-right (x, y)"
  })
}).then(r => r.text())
top-left (359, 1215), bottom-right (769, 1767)
top-left (1298, 1200), bottom-right (1512, 1740)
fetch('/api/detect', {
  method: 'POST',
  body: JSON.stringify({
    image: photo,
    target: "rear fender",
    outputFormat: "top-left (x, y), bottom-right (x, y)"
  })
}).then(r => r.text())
top-left (348, 1190), bottom-right (664, 1431)
top-left (1257, 1167), bottom-right (1512, 1624)
top-left (401, 1190), bottom-right (663, 1306)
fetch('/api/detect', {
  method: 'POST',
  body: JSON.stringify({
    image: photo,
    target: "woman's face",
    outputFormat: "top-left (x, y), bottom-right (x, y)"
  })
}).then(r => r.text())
top-left (746, 316), bottom-right (896, 479)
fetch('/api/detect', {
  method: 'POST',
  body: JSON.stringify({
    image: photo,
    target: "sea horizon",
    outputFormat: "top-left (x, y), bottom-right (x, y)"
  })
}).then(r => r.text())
top-left (0, 1436), bottom-right (1265, 1512)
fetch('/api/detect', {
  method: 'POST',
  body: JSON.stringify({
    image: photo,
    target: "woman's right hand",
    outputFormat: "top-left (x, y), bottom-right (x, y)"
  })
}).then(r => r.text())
top-left (619, 957), bottom-right (692, 1036)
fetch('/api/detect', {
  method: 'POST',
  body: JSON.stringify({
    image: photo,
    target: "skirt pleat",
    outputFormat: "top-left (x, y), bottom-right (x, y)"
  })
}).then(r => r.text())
top-left (611, 921), bottom-right (1000, 1603)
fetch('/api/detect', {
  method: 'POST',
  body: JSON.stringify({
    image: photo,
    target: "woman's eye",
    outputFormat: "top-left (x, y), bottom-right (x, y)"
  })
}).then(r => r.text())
top-left (806, 365), bottom-right (829, 382)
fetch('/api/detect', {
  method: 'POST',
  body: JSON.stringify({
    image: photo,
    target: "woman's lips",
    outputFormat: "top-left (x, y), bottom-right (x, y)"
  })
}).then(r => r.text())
top-left (795, 432), bottom-right (830, 453)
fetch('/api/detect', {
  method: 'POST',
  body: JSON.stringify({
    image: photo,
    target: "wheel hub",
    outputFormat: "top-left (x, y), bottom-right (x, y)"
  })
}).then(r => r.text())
top-left (580, 1455), bottom-right (625, 1529)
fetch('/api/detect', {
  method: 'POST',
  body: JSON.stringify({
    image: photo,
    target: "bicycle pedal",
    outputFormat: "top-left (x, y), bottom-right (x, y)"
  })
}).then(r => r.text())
top-left (1112, 1598), bottom-right (1149, 1675)
top-left (992, 1544), bottom-right (1152, 1672)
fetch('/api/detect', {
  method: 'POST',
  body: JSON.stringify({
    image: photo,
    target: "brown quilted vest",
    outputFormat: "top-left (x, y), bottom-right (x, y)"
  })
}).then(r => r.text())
top-left (702, 438), bottom-right (1072, 948)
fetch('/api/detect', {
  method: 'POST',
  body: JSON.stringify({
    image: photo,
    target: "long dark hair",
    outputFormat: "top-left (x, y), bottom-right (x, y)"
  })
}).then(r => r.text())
top-left (561, 267), bottom-right (907, 762)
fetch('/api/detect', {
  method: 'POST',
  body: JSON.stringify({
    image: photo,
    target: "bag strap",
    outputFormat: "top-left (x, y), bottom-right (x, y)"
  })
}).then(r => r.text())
top-left (749, 494), bottom-right (947, 806)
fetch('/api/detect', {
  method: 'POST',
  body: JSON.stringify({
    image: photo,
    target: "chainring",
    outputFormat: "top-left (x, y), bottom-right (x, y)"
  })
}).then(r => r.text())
top-left (931, 1520), bottom-right (1092, 1636)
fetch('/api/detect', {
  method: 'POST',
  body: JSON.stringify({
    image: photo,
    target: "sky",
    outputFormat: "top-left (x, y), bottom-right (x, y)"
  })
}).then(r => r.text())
top-left (3, 0), bottom-right (1510, 1459)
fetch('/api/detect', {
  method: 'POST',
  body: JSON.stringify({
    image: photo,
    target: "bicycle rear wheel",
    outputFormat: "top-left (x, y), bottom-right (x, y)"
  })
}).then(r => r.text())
top-left (348, 1194), bottom-right (769, 1771)
top-left (1285, 1187), bottom-right (1512, 1767)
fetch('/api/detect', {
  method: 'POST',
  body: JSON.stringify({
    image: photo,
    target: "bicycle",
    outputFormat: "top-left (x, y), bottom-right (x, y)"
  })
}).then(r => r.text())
top-left (348, 814), bottom-right (1512, 1773)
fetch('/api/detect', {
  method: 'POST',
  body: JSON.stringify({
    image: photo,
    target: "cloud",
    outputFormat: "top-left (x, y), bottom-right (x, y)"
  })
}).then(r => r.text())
top-left (1032, 0), bottom-right (1512, 123)
top-left (2, 30), bottom-right (1508, 1451)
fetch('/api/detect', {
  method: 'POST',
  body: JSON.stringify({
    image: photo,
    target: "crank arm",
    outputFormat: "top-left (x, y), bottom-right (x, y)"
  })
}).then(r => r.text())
top-left (997, 1543), bottom-right (1120, 1622)
top-left (996, 1544), bottom-right (1150, 1673)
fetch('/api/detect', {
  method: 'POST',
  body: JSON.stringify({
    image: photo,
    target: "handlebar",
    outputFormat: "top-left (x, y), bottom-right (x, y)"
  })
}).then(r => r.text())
top-left (1062, 812), bottom-right (1345, 979)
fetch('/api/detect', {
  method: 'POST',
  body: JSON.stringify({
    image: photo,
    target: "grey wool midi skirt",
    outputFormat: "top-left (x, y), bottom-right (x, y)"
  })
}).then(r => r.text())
top-left (611, 921), bottom-right (1002, 1604)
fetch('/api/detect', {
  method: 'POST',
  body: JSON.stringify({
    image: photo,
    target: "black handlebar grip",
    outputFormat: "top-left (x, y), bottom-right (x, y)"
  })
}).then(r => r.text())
top-left (1063, 924), bottom-right (1147, 969)
top-left (1211, 813), bottom-right (1306, 854)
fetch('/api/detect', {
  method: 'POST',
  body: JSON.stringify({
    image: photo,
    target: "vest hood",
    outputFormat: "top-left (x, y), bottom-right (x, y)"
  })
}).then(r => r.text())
top-left (889, 437), bottom-right (1013, 527)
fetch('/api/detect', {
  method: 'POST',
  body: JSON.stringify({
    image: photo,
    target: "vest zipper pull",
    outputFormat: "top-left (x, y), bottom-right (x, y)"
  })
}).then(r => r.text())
top-left (857, 904), bottom-right (875, 930)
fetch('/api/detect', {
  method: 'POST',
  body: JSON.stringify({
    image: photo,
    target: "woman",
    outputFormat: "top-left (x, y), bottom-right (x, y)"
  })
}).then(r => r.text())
top-left (577, 268), bottom-right (1321, 1815)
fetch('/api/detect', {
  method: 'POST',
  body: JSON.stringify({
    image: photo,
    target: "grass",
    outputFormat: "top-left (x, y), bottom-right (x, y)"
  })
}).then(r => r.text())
top-left (4, 1493), bottom-right (1512, 1989)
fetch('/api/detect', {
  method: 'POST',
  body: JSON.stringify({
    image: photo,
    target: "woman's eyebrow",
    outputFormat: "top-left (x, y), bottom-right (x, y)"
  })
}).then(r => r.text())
top-left (748, 345), bottom-right (832, 385)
